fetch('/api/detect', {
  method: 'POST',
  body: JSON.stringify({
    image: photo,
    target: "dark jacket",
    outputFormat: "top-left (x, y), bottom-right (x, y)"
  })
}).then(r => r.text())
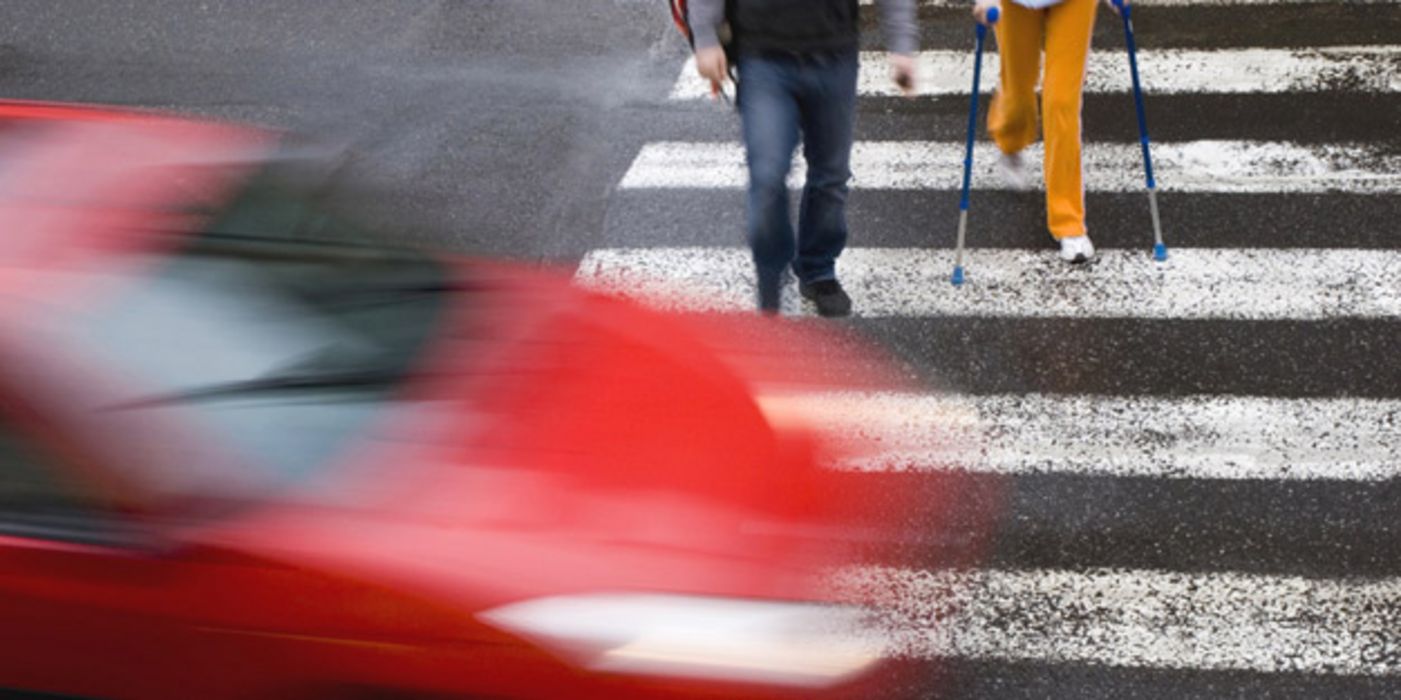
top-left (689, 0), bottom-right (916, 56)
top-left (730, 0), bottom-right (860, 53)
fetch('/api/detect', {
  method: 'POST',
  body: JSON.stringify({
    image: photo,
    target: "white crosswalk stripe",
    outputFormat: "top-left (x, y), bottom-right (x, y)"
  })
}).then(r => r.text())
top-left (576, 247), bottom-right (1401, 320)
top-left (620, 140), bottom-right (1401, 193)
top-left (753, 391), bottom-right (1401, 481)
top-left (836, 566), bottom-right (1401, 676)
top-left (671, 47), bottom-right (1401, 99)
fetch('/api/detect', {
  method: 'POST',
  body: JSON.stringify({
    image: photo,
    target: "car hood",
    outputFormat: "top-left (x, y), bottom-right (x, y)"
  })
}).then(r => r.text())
top-left (204, 262), bottom-right (909, 610)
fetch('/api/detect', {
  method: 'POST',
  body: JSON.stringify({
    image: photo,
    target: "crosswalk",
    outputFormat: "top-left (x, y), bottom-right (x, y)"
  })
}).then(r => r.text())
top-left (756, 391), bottom-right (1401, 480)
top-left (670, 47), bottom-right (1401, 98)
top-left (621, 141), bottom-right (1401, 192)
top-left (584, 0), bottom-right (1401, 692)
top-left (580, 247), bottom-right (1401, 319)
top-left (836, 566), bottom-right (1401, 676)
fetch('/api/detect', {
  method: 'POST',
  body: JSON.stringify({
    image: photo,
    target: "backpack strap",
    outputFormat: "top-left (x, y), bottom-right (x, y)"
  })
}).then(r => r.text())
top-left (669, 0), bottom-right (694, 48)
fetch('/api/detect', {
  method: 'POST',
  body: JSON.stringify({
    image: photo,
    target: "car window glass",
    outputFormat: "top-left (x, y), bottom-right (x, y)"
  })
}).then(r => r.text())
top-left (26, 172), bottom-right (451, 511)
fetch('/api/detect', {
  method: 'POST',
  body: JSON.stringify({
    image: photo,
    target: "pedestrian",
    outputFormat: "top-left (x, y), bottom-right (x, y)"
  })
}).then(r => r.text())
top-left (690, 0), bottom-right (918, 316)
top-left (974, 0), bottom-right (1115, 263)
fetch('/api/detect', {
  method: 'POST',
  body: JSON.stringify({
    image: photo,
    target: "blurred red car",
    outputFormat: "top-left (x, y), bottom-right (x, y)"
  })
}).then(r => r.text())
top-left (0, 102), bottom-right (914, 699)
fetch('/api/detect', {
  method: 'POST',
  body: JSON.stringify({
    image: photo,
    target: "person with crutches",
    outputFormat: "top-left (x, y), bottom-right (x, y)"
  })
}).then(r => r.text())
top-left (691, 0), bottom-right (918, 316)
top-left (973, 0), bottom-right (1123, 264)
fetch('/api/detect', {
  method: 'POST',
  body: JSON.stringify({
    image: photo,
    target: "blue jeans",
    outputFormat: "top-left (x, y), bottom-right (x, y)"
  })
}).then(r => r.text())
top-left (736, 48), bottom-right (859, 302)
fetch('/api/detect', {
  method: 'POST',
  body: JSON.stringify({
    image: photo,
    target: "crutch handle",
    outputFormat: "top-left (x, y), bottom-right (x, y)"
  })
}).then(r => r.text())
top-left (1110, 0), bottom-right (1131, 18)
top-left (975, 4), bottom-right (999, 31)
top-left (976, 6), bottom-right (998, 39)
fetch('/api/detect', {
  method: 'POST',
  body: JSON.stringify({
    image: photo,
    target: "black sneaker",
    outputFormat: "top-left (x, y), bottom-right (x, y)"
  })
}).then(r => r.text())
top-left (799, 279), bottom-right (852, 318)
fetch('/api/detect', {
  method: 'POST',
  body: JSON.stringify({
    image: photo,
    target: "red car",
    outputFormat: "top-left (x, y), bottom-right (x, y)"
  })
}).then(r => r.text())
top-left (0, 102), bottom-right (921, 699)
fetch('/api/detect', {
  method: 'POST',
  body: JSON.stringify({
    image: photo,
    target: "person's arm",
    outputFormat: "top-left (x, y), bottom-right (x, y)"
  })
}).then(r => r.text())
top-left (689, 0), bottom-right (730, 97)
top-left (878, 0), bottom-right (918, 56)
top-left (878, 0), bottom-right (919, 95)
top-left (688, 0), bottom-right (726, 51)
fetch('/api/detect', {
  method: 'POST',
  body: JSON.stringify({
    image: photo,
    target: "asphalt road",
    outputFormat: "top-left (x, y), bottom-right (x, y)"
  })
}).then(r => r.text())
top-left (0, 0), bottom-right (677, 256)
top-left (3, 1), bottom-right (1400, 697)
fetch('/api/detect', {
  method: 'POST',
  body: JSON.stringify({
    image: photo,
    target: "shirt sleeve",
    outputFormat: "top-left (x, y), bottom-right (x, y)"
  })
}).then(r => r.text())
top-left (687, 0), bottom-right (727, 51)
top-left (878, 0), bottom-right (919, 55)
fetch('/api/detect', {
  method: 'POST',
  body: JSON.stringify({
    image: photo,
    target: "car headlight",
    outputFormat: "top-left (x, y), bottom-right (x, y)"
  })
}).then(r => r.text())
top-left (480, 594), bottom-right (884, 688)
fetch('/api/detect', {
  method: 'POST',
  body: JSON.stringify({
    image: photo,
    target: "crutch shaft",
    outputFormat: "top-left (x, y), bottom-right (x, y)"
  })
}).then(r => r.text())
top-left (952, 7), bottom-right (997, 286)
top-left (1112, 0), bottom-right (1168, 261)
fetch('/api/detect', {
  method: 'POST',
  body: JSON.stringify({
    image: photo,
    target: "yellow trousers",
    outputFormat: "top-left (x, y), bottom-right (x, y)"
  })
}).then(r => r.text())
top-left (988, 0), bottom-right (1098, 240)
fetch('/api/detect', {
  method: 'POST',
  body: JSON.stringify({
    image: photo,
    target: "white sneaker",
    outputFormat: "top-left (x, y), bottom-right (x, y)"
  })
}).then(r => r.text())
top-left (996, 151), bottom-right (1033, 191)
top-left (1058, 234), bottom-right (1096, 264)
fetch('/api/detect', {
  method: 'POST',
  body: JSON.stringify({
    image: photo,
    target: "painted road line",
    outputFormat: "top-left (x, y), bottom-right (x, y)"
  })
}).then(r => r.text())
top-left (618, 140), bottom-right (1401, 193)
top-left (860, 0), bottom-right (1400, 6)
top-left (754, 392), bottom-right (1401, 481)
top-left (671, 47), bottom-right (1401, 99)
top-left (574, 247), bottom-right (1401, 320)
top-left (835, 565), bottom-right (1401, 676)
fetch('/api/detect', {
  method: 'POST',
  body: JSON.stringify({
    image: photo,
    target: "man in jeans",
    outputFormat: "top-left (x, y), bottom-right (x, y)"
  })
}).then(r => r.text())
top-left (690, 0), bottom-right (917, 316)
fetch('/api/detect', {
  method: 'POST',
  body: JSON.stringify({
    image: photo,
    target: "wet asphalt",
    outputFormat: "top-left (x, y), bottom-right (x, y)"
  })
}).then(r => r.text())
top-left (2, 1), bottom-right (1399, 698)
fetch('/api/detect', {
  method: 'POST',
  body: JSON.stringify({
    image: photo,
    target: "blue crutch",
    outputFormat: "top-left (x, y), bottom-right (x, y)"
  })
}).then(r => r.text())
top-left (1111, 0), bottom-right (1168, 261)
top-left (952, 6), bottom-right (999, 287)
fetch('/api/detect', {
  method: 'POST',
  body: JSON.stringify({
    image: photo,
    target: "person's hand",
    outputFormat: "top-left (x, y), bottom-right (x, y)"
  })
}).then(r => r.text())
top-left (695, 46), bottom-right (730, 100)
top-left (1104, 0), bottom-right (1129, 14)
top-left (972, 0), bottom-right (1000, 26)
top-left (889, 53), bottom-right (916, 97)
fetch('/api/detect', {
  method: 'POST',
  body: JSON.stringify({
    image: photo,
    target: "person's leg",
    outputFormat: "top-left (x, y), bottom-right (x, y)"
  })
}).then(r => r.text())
top-left (1042, 0), bottom-right (1098, 241)
top-left (793, 47), bottom-right (859, 286)
top-left (737, 52), bottom-right (803, 310)
top-left (987, 2), bottom-right (1044, 157)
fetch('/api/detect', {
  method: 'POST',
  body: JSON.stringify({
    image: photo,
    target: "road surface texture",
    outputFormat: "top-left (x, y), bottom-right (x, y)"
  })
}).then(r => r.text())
top-left (2, 1), bottom-right (1399, 697)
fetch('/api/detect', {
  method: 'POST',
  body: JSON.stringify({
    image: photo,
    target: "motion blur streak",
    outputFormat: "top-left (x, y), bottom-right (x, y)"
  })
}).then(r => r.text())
top-left (0, 102), bottom-right (998, 699)
top-left (482, 594), bottom-right (884, 687)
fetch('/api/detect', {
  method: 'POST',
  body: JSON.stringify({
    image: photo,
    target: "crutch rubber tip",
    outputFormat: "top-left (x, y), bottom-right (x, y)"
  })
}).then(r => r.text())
top-left (952, 266), bottom-right (966, 286)
top-left (1154, 243), bottom-right (1168, 262)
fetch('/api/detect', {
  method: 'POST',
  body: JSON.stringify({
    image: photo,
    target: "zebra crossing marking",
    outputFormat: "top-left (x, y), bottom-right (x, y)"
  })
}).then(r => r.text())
top-left (836, 565), bottom-right (1401, 676)
top-left (576, 247), bottom-right (1401, 320)
top-left (625, 1), bottom-right (1401, 685)
top-left (754, 391), bottom-right (1401, 481)
top-left (670, 47), bottom-right (1401, 99)
top-left (619, 140), bottom-right (1401, 193)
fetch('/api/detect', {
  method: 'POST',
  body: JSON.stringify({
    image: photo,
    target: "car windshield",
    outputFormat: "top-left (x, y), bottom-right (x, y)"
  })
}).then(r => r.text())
top-left (40, 171), bottom-right (451, 506)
